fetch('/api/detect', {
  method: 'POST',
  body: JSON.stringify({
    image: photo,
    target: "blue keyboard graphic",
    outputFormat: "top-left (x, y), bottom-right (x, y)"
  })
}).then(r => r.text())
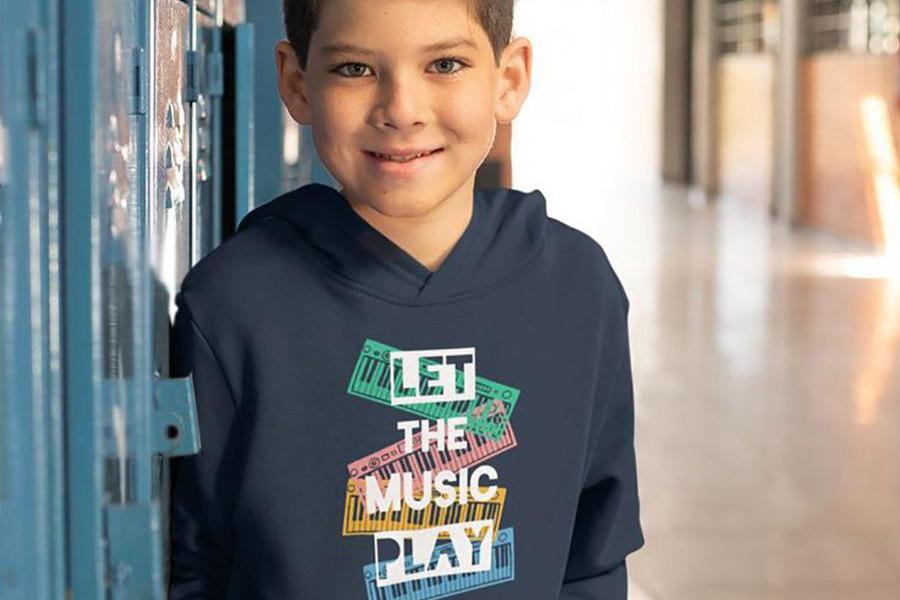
top-left (362, 527), bottom-right (515, 600)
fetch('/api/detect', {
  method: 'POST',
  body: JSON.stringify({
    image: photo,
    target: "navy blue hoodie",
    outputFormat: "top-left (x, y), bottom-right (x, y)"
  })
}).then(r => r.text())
top-left (168, 182), bottom-right (644, 599)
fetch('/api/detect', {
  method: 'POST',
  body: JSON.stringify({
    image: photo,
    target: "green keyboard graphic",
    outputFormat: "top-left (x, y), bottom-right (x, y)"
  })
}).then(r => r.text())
top-left (347, 339), bottom-right (519, 440)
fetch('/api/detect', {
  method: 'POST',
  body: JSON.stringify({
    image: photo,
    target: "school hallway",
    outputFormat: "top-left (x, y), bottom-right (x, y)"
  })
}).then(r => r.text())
top-left (582, 183), bottom-right (900, 600)
top-left (507, 1), bottom-right (900, 596)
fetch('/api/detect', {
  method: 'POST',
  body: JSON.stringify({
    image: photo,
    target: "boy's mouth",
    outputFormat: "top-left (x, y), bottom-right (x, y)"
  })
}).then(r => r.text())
top-left (364, 147), bottom-right (444, 163)
top-left (362, 147), bottom-right (445, 179)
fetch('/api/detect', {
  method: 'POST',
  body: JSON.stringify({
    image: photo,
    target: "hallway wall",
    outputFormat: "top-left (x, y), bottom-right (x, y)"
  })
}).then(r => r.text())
top-left (511, 0), bottom-right (664, 219)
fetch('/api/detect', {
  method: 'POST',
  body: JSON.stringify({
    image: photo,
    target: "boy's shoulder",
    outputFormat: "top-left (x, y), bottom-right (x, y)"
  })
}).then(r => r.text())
top-left (179, 185), bottom-right (331, 301)
top-left (544, 215), bottom-right (630, 313)
top-left (177, 209), bottom-right (293, 306)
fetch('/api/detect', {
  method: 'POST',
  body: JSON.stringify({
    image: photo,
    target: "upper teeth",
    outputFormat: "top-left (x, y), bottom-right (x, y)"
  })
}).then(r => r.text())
top-left (374, 150), bottom-right (435, 162)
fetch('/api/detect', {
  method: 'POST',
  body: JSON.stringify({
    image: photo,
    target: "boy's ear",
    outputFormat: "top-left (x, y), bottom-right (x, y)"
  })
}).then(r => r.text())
top-left (494, 36), bottom-right (532, 126)
top-left (275, 40), bottom-right (311, 126)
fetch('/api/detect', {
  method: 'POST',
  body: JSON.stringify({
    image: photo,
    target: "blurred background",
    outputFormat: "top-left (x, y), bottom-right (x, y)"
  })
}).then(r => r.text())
top-left (1, 0), bottom-right (898, 598)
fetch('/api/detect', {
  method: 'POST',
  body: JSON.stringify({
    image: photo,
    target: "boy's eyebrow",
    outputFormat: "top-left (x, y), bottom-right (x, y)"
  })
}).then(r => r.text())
top-left (321, 35), bottom-right (479, 56)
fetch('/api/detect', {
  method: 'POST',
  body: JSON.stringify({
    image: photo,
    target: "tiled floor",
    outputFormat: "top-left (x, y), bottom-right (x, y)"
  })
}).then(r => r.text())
top-left (584, 185), bottom-right (900, 600)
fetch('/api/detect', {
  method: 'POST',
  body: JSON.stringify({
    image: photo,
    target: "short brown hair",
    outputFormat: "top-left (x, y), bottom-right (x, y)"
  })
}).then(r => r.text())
top-left (282, 0), bottom-right (515, 70)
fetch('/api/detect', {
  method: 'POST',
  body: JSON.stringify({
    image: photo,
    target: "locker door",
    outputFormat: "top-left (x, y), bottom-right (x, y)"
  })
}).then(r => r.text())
top-left (150, 0), bottom-right (204, 593)
top-left (62, 0), bottom-right (200, 597)
top-left (0, 1), bottom-right (66, 598)
top-left (63, 0), bottom-right (151, 597)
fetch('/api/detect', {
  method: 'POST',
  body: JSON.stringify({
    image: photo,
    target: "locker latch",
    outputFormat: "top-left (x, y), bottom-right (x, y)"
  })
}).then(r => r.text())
top-left (153, 374), bottom-right (200, 457)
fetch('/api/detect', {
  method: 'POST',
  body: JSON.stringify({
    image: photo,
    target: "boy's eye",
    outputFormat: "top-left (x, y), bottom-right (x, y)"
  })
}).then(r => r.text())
top-left (333, 62), bottom-right (372, 78)
top-left (330, 57), bottom-right (468, 78)
top-left (429, 57), bottom-right (466, 75)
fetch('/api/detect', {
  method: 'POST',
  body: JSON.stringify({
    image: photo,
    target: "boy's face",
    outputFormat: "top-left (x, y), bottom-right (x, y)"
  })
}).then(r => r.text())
top-left (275, 0), bottom-right (531, 218)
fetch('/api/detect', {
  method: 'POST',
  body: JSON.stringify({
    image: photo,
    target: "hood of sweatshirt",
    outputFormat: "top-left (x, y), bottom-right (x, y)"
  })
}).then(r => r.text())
top-left (236, 183), bottom-right (548, 304)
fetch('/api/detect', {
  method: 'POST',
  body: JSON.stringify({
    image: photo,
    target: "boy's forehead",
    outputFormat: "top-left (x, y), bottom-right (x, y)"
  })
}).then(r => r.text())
top-left (312, 0), bottom-right (489, 54)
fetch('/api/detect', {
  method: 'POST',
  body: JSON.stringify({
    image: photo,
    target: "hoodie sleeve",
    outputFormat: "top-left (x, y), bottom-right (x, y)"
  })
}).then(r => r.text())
top-left (168, 291), bottom-right (240, 598)
top-left (560, 293), bottom-right (645, 599)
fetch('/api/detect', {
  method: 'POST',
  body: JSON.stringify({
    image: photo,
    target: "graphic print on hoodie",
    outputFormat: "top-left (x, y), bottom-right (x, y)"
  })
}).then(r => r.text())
top-left (168, 183), bottom-right (644, 600)
top-left (342, 337), bottom-right (519, 597)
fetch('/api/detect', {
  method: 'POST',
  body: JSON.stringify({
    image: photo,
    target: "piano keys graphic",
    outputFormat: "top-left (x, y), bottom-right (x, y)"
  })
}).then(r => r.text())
top-left (362, 528), bottom-right (516, 600)
top-left (347, 339), bottom-right (519, 440)
top-left (342, 479), bottom-right (506, 539)
top-left (347, 421), bottom-right (517, 503)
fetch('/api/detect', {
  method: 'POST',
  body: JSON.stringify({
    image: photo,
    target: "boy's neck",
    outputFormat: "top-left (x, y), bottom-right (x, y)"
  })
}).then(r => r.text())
top-left (340, 178), bottom-right (476, 273)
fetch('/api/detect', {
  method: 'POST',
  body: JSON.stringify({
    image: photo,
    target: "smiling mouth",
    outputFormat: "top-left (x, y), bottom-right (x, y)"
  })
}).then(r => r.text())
top-left (365, 148), bottom-right (444, 163)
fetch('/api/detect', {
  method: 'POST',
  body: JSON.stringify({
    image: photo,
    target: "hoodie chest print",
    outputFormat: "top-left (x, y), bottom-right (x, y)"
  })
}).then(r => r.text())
top-left (342, 338), bottom-right (519, 599)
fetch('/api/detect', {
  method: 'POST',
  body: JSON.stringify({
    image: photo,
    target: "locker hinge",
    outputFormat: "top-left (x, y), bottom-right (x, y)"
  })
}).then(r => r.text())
top-left (26, 27), bottom-right (47, 127)
top-left (153, 374), bottom-right (200, 456)
top-left (106, 503), bottom-right (162, 597)
top-left (208, 51), bottom-right (224, 98)
top-left (185, 49), bottom-right (199, 103)
top-left (130, 46), bottom-right (147, 115)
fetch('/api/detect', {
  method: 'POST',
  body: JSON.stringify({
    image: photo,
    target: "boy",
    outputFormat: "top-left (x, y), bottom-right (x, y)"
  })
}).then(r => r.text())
top-left (168, 0), bottom-right (644, 598)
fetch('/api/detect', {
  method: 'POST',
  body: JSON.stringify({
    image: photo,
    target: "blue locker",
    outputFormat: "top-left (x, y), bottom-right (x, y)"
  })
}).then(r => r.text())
top-left (58, 0), bottom-right (234, 596)
top-left (0, 1), bottom-right (67, 599)
top-left (2, 0), bottom-right (249, 596)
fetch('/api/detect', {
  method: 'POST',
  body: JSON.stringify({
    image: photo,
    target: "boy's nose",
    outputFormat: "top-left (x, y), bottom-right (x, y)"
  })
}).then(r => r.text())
top-left (371, 77), bottom-right (427, 131)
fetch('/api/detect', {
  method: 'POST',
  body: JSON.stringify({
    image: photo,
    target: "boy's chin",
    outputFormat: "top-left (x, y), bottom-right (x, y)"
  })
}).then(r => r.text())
top-left (348, 183), bottom-right (460, 217)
